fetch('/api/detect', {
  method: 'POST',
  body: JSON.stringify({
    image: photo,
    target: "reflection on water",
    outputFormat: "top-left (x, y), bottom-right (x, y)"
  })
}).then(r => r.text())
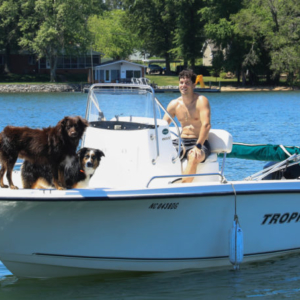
top-left (2, 253), bottom-right (300, 299)
top-left (0, 91), bottom-right (300, 298)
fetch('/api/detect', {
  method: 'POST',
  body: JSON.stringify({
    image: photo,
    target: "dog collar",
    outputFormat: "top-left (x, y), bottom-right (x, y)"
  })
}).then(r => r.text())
top-left (80, 169), bottom-right (85, 174)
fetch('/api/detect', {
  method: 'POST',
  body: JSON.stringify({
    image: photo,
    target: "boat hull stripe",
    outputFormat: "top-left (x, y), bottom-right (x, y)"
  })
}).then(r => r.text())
top-left (0, 189), bottom-right (300, 201)
top-left (33, 246), bottom-right (300, 260)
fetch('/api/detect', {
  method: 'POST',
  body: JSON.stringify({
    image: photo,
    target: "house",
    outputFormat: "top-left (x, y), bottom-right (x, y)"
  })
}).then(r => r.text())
top-left (0, 50), bottom-right (102, 77)
top-left (202, 41), bottom-right (218, 67)
top-left (202, 40), bottom-right (226, 67)
top-left (128, 50), bottom-right (150, 61)
top-left (92, 60), bottom-right (146, 83)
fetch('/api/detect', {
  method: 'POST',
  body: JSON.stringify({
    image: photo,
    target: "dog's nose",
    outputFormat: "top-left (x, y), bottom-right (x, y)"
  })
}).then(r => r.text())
top-left (86, 162), bottom-right (93, 168)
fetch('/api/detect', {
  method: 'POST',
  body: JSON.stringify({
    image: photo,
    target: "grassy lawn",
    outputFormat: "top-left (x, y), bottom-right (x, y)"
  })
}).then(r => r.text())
top-left (0, 72), bottom-right (294, 87)
top-left (146, 74), bottom-right (296, 87)
top-left (146, 74), bottom-right (238, 87)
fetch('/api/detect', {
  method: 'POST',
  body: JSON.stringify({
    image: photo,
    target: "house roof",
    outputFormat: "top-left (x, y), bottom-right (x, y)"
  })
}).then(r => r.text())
top-left (95, 60), bottom-right (146, 68)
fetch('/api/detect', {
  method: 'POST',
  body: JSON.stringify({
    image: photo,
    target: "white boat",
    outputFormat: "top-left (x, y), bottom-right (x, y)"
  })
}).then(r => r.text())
top-left (1, 83), bottom-right (300, 278)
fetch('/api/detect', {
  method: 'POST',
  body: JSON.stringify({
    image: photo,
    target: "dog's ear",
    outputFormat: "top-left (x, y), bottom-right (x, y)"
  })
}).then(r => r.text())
top-left (77, 147), bottom-right (87, 158)
top-left (95, 149), bottom-right (105, 159)
top-left (57, 116), bottom-right (69, 135)
top-left (77, 116), bottom-right (89, 129)
top-left (61, 116), bottom-right (69, 126)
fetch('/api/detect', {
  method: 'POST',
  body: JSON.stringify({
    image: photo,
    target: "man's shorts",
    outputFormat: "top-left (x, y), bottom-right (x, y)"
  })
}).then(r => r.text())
top-left (172, 138), bottom-right (211, 161)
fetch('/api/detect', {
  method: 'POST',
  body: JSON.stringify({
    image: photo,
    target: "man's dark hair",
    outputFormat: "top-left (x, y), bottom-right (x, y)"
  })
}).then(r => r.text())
top-left (179, 69), bottom-right (196, 84)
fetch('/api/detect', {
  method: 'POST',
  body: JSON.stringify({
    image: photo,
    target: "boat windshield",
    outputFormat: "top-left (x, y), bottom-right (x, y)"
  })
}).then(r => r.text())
top-left (85, 84), bottom-right (162, 124)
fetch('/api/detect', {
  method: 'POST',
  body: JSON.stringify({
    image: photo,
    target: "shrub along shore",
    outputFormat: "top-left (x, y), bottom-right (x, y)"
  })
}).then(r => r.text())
top-left (0, 83), bottom-right (297, 93)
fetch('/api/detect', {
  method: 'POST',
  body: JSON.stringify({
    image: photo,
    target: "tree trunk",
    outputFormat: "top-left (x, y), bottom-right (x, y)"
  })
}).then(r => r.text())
top-left (190, 57), bottom-right (195, 71)
top-left (164, 51), bottom-right (171, 75)
top-left (49, 55), bottom-right (58, 83)
top-left (183, 60), bottom-right (188, 69)
top-left (4, 44), bottom-right (11, 74)
top-left (236, 69), bottom-right (241, 84)
top-left (242, 69), bottom-right (246, 86)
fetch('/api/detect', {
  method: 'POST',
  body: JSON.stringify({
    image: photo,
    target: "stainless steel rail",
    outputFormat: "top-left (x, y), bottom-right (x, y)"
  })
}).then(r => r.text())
top-left (245, 154), bottom-right (300, 181)
top-left (146, 173), bottom-right (226, 188)
top-left (85, 83), bottom-right (182, 165)
top-left (155, 97), bottom-right (182, 163)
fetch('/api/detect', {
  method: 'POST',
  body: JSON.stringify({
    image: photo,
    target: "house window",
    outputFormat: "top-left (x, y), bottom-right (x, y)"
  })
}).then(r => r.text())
top-left (28, 55), bottom-right (36, 65)
top-left (64, 57), bottom-right (71, 69)
top-left (39, 55), bottom-right (98, 69)
top-left (126, 70), bottom-right (141, 78)
top-left (57, 57), bottom-right (64, 68)
top-left (86, 56), bottom-right (92, 68)
top-left (97, 70), bottom-right (104, 82)
top-left (93, 56), bottom-right (99, 65)
top-left (105, 70), bottom-right (110, 81)
top-left (71, 57), bottom-right (77, 69)
top-left (39, 58), bottom-right (46, 69)
top-left (78, 56), bottom-right (85, 68)
top-left (111, 70), bottom-right (120, 81)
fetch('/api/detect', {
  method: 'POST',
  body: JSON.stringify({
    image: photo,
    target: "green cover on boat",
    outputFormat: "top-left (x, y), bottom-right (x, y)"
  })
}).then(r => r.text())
top-left (224, 143), bottom-right (300, 161)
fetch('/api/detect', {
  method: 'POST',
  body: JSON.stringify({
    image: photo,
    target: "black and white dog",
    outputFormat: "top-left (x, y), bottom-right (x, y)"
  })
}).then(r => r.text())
top-left (21, 147), bottom-right (105, 189)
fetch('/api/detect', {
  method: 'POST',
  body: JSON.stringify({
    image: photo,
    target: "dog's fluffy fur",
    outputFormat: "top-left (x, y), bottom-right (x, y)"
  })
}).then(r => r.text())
top-left (21, 148), bottom-right (104, 189)
top-left (0, 116), bottom-right (88, 189)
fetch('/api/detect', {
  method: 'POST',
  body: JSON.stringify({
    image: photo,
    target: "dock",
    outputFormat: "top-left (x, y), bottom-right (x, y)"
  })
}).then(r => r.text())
top-left (155, 88), bottom-right (220, 93)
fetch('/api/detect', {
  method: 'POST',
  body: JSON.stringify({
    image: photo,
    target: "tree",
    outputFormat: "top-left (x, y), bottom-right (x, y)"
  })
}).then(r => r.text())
top-left (200, 0), bottom-right (247, 83)
top-left (88, 10), bottom-right (137, 60)
top-left (172, 0), bottom-right (206, 70)
top-left (0, 0), bottom-right (21, 73)
top-left (103, 0), bottom-right (124, 10)
top-left (123, 0), bottom-right (177, 74)
top-left (232, 0), bottom-right (300, 85)
top-left (19, 0), bottom-right (104, 82)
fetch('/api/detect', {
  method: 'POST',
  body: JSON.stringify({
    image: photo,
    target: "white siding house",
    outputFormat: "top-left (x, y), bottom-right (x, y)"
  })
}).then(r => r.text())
top-left (93, 60), bottom-right (146, 83)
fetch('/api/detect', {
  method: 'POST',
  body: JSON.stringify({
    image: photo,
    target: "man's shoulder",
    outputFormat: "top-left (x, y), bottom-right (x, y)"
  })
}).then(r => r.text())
top-left (169, 96), bottom-right (182, 106)
top-left (195, 93), bottom-right (209, 103)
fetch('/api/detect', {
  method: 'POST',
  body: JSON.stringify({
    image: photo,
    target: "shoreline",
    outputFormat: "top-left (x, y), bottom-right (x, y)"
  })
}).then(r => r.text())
top-left (220, 86), bottom-right (298, 92)
top-left (0, 83), bottom-right (298, 93)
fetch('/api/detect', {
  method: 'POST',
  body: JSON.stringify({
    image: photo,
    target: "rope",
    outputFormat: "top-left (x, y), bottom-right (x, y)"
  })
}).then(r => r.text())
top-left (280, 145), bottom-right (292, 157)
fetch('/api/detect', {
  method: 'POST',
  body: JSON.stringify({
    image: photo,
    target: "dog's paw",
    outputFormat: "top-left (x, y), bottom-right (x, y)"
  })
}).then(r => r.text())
top-left (10, 185), bottom-right (19, 190)
top-left (0, 184), bottom-right (9, 188)
top-left (57, 186), bottom-right (66, 190)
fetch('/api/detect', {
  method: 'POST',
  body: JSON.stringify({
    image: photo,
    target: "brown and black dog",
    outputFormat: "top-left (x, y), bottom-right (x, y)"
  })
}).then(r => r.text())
top-left (0, 116), bottom-right (88, 189)
top-left (21, 147), bottom-right (104, 189)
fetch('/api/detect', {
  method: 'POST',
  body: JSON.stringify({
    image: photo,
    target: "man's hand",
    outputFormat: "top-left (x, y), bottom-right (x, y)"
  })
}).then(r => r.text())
top-left (188, 147), bottom-right (204, 164)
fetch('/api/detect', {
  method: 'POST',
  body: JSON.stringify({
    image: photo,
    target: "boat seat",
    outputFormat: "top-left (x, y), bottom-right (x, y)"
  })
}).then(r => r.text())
top-left (170, 128), bottom-right (233, 155)
top-left (208, 129), bottom-right (233, 154)
top-left (170, 128), bottom-right (233, 182)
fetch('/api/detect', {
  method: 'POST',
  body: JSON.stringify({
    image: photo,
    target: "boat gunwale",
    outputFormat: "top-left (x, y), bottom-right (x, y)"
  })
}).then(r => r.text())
top-left (1, 180), bottom-right (300, 201)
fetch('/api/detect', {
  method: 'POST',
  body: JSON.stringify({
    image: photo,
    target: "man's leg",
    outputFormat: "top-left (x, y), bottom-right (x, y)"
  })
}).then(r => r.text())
top-left (182, 149), bottom-right (205, 183)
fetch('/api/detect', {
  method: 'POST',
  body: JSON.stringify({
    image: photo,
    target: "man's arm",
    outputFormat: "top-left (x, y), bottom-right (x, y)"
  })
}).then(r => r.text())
top-left (163, 100), bottom-right (177, 124)
top-left (196, 95), bottom-right (211, 145)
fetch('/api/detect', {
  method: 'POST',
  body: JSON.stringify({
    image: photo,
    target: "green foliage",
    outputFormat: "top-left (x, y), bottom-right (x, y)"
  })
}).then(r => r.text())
top-left (232, 0), bottom-right (300, 85)
top-left (1, 0), bottom-right (300, 86)
top-left (172, 0), bottom-right (206, 69)
top-left (88, 10), bottom-right (137, 60)
top-left (18, 0), bottom-right (103, 82)
top-left (0, 0), bottom-right (22, 72)
top-left (200, 0), bottom-right (247, 83)
top-left (123, 0), bottom-right (177, 72)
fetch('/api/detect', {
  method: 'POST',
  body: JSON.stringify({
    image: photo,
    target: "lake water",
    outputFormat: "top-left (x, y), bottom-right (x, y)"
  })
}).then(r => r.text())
top-left (0, 90), bottom-right (300, 299)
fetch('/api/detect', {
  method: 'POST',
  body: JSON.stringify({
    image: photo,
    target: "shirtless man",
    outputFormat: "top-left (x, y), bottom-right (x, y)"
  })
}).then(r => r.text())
top-left (163, 69), bottom-right (211, 183)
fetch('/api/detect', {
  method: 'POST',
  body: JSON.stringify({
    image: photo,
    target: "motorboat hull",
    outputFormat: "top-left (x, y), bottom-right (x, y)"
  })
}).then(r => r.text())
top-left (1, 180), bottom-right (300, 278)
